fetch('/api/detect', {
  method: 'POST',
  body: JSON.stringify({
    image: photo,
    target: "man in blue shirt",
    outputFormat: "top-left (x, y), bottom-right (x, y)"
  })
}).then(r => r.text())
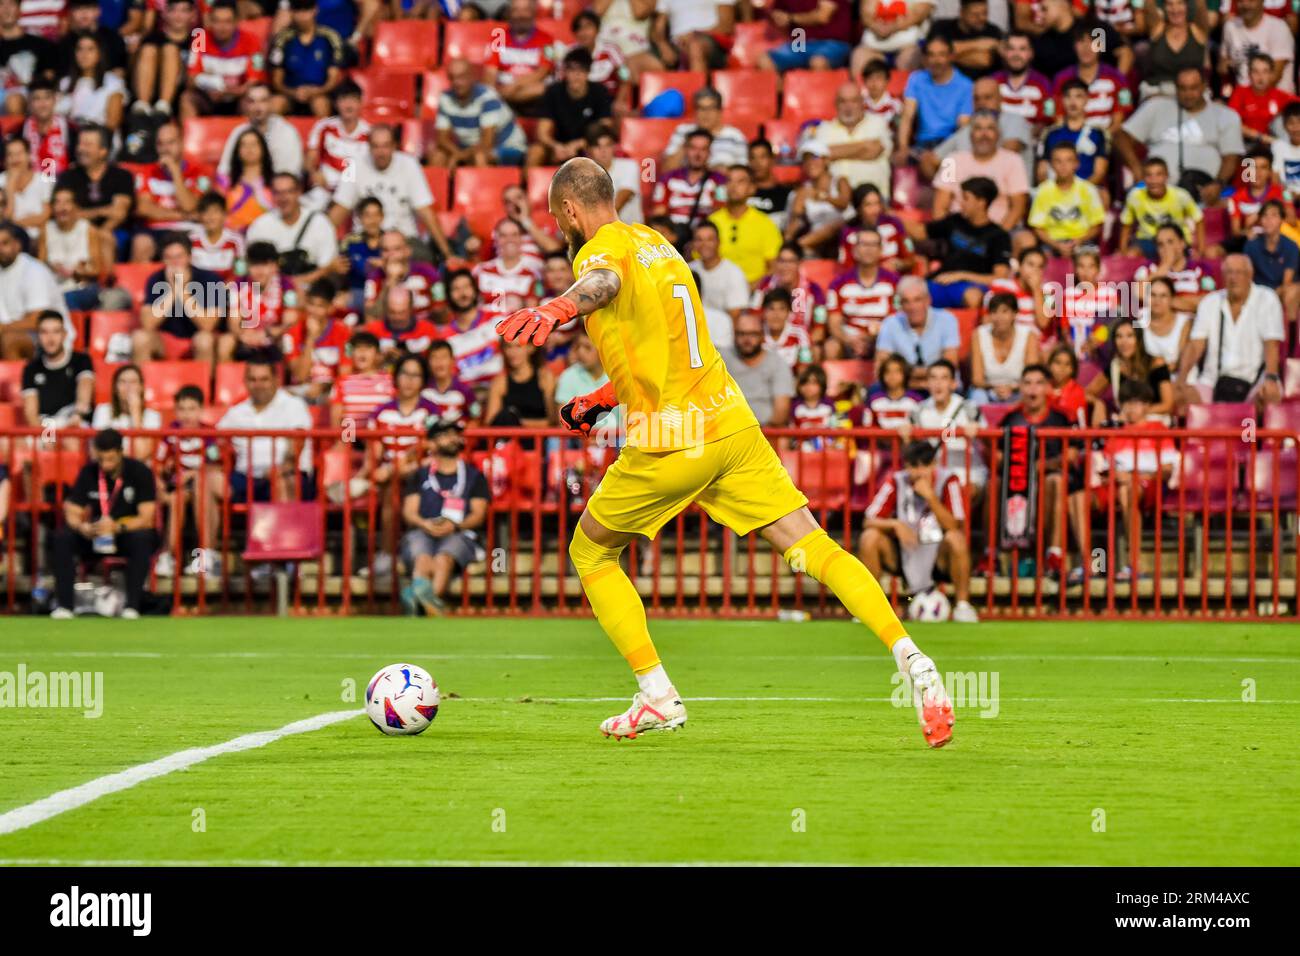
top-left (400, 417), bottom-right (491, 616)
top-left (1244, 199), bottom-right (1300, 321)
top-left (897, 33), bottom-right (974, 181)
top-left (875, 276), bottom-right (962, 390)
top-left (268, 0), bottom-right (345, 117)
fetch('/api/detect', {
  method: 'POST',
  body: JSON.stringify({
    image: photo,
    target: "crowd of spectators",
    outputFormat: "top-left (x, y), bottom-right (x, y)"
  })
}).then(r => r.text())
top-left (0, 0), bottom-right (1298, 613)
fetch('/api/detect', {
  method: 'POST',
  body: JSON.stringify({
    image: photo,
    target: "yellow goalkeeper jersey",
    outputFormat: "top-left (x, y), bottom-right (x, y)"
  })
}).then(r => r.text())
top-left (572, 220), bottom-right (757, 452)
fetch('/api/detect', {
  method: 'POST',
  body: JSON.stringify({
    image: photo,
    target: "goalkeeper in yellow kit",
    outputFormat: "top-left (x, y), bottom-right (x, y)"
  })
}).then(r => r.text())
top-left (496, 159), bottom-right (954, 748)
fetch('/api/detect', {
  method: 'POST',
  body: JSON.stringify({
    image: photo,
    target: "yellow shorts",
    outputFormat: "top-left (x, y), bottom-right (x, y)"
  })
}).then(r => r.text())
top-left (586, 425), bottom-right (809, 539)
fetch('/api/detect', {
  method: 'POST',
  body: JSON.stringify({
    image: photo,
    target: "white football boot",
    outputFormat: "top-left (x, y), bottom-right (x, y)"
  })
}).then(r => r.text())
top-left (600, 691), bottom-right (687, 740)
top-left (907, 655), bottom-right (955, 748)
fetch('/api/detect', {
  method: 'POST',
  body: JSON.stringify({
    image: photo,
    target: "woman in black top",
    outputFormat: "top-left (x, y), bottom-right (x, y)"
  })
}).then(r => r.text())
top-left (1087, 318), bottom-right (1175, 423)
top-left (1144, 0), bottom-right (1208, 96)
top-left (485, 340), bottom-right (557, 429)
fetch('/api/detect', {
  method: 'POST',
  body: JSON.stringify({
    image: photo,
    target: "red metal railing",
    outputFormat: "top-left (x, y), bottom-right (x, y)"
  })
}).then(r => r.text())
top-left (1, 424), bottom-right (1295, 620)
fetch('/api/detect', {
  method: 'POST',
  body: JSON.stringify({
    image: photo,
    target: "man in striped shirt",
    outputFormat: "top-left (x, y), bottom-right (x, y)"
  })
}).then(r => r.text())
top-left (828, 227), bottom-right (900, 358)
top-left (431, 58), bottom-right (528, 169)
top-left (330, 330), bottom-right (395, 430)
top-left (650, 128), bottom-right (724, 231)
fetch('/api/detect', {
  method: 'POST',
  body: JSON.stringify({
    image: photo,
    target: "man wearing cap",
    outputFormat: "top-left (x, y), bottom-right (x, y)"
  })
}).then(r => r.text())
top-left (811, 81), bottom-right (892, 198)
top-left (399, 417), bottom-right (492, 616)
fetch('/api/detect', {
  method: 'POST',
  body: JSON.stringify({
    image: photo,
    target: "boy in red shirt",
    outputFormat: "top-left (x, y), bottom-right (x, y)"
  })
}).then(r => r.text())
top-left (1228, 53), bottom-right (1297, 146)
top-left (1093, 380), bottom-right (1177, 581)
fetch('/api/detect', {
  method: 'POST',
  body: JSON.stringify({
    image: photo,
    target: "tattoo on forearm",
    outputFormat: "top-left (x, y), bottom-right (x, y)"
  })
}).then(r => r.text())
top-left (565, 268), bottom-right (621, 316)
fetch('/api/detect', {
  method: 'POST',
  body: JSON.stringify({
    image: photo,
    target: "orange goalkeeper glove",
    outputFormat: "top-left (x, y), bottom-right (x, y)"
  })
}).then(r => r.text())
top-left (495, 297), bottom-right (579, 347)
top-left (559, 380), bottom-right (618, 437)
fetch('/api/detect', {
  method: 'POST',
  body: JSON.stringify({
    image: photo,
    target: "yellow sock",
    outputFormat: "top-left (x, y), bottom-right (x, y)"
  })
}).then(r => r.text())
top-left (569, 525), bottom-right (660, 674)
top-left (783, 529), bottom-right (908, 649)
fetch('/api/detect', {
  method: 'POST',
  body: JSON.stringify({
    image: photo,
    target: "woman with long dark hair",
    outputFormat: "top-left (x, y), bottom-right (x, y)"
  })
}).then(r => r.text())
top-left (222, 128), bottom-right (275, 231)
top-left (91, 363), bottom-right (161, 459)
top-left (1086, 318), bottom-right (1175, 423)
top-left (58, 35), bottom-right (124, 136)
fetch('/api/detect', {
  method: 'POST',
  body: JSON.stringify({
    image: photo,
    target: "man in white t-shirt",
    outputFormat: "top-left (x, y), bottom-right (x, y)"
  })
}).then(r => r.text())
top-left (328, 125), bottom-right (452, 262)
top-left (211, 358), bottom-right (315, 537)
top-left (1176, 254), bottom-right (1285, 406)
top-left (247, 173), bottom-right (338, 286)
top-left (1220, 0), bottom-right (1295, 95)
top-left (216, 83), bottom-right (305, 178)
top-left (812, 82), bottom-right (893, 198)
top-left (654, 0), bottom-right (736, 72)
top-left (0, 221), bottom-right (72, 358)
top-left (688, 220), bottom-right (746, 350)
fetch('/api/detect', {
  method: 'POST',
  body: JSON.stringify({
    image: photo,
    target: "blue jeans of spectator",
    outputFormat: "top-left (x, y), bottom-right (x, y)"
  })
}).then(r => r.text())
top-left (230, 470), bottom-right (318, 503)
top-left (63, 285), bottom-right (101, 312)
top-left (768, 39), bottom-right (851, 71)
top-left (1135, 238), bottom-right (1158, 260)
top-left (927, 279), bottom-right (985, 309)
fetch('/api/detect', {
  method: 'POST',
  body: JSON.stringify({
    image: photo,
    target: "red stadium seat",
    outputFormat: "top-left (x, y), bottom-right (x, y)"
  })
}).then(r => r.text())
top-left (1185, 402), bottom-right (1255, 430)
top-left (1283, 356), bottom-right (1300, 402)
top-left (0, 403), bottom-right (14, 429)
top-left (0, 360), bottom-right (23, 403)
top-left (822, 359), bottom-right (873, 396)
top-left (453, 166), bottom-right (521, 239)
top-left (772, 164), bottom-right (803, 185)
top-left (32, 449), bottom-right (83, 491)
top-left (420, 68), bottom-right (452, 116)
top-left (536, 18), bottom-right (575, 47)
top-left (442, 21), bottom-right (504, 67)
top-left (711, 69), bottom-right (778, 126)
top-left (980, 403), bottom-right (1018, 428)
top-left (729, 22), bottom-right (781, 68)
top-left (113, 262), bottom-right (159, 312)
top-left (143, 361), bottom-right (210, 407)
top-left (88, 310), bottom-right (135, 364)
top-left (1101, 253), bottom-right (1144, 283)
top-left (799, 258), bottom-right (836, 291)
top-left (373, 19), bottom-right (441, 73)
top-left (352, 69), bottom-right (416, 119)
top-left (618, 117), bottom-right (677, 162)
top-left (950, 307), bottom-right (980, 361)
top-left (214, 362), bottom-right (248, 406)
top-left (779, 449), bottom-right (850, 509)
top-left (782, 69), bottom-right (849, 121)
top-left (395, 117), bottom-right (427, 157)
top-left (887, 68), bottom-right (909, 98)
top-left (243, 502), bottom-right (324, 563)
top-left (1251, 447), bottom-right (1297, 510)
top-left (286, 116), bottom-right (316, 145)
top-left (241, 16), bottom-right (272, 50)
top-left (760, 118), bottom-right (811, 161)
top-left (182, 116), bottom-right (240, 167)
top-left (527, 165), bottom-right (558, 212)
top-left (639, 70), bottom-right (706, 112)
top-left (1044, 256), bottom-right (1071, 289)
top-left (424, 165), bottom-right (450, 213)
top-left (1202, 206), bottom-right (1229, 247)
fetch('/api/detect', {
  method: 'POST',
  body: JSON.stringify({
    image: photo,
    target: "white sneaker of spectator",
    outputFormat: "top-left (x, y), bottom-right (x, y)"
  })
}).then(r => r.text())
top-left (952, 600), bottom-right (980, 623)
top-left (155, 551), bottom-right (176, 578)
top-left (361, 553), bottom-right (394, 579)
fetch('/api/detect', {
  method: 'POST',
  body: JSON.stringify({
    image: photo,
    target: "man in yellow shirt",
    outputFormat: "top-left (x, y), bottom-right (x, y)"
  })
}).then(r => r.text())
top-left (1118, 156), bottom-right (1204, 259)
top-left (1028, 141), bottom-right (1106, 258)
top-left (496, 157), bottom-right (954, 748)
top-left (708, 165), bottom-right (784, 286)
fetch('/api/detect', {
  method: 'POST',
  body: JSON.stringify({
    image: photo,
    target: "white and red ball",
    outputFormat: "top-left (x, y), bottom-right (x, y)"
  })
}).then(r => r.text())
top-left (365, 663), bottom-right (440, 735)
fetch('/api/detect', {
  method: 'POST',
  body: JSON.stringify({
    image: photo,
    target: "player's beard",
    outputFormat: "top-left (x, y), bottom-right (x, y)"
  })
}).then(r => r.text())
top-left (564, 227), bottom-right (585, 262)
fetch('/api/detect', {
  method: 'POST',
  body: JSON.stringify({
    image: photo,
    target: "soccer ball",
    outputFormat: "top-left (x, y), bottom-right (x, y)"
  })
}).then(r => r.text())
top-left (365, 663), bottom-right (440, 736)
top-left (908, 588), bottom-right (951, 623)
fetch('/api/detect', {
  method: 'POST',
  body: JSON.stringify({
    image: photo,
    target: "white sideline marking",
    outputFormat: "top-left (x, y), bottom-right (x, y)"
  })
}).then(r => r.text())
top-left (0, 709), bottom-right (361, 836)
top-left (4, 650), bottom-right (1299, 665)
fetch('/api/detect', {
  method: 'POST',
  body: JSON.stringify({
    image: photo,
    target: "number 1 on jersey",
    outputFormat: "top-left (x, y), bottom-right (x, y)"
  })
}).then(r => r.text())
top-left (672, 283), bottom-right (704, 369)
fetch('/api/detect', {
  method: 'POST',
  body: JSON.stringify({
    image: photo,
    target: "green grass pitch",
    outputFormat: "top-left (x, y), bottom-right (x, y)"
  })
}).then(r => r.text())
top-left (0, 617), bottom-right (1296, 866)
